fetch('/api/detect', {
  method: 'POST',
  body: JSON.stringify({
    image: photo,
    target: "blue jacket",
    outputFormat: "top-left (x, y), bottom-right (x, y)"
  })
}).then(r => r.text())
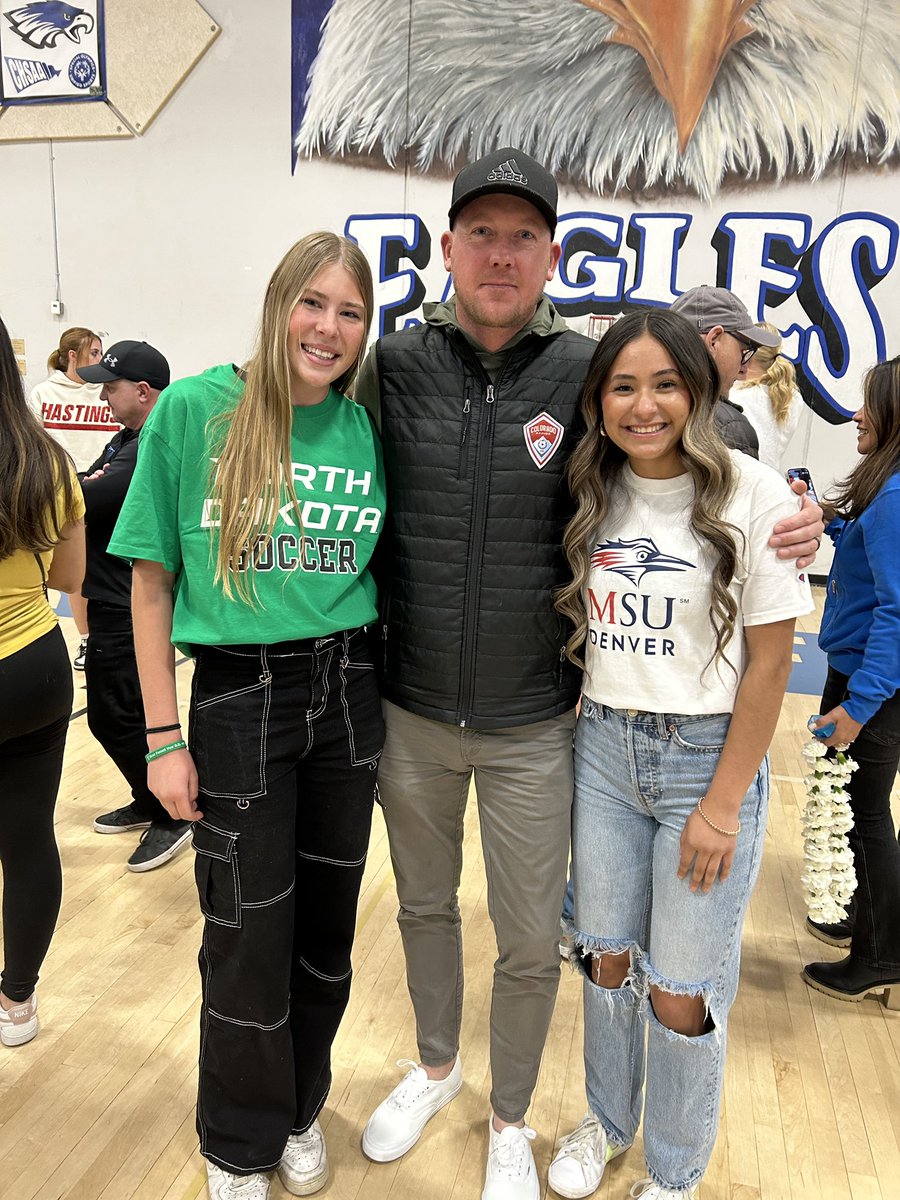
top-left (819, 473), bottom-right (900, 724)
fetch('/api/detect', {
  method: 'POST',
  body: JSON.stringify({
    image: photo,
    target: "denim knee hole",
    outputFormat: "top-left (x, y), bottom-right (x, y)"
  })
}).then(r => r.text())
top-left (645, 961), bottom-right (719, 1042)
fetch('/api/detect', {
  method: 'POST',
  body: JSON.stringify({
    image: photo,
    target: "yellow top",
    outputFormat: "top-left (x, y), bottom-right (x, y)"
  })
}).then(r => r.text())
top-left (0, 472), bottom-right (85, 660)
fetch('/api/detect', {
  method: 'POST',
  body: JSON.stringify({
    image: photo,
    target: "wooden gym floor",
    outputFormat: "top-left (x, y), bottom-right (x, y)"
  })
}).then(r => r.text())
top-left (0, 591), bottom-right (898, 1199)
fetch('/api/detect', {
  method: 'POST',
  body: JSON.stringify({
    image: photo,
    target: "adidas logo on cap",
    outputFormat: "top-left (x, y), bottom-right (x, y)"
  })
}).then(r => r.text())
top-left (487, 158), bottom-right (527, 185)
top-left (448, 146), bottom-right (558, 233)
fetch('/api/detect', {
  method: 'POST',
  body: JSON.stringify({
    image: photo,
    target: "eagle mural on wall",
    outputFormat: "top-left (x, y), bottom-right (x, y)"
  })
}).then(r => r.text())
top-left (293, 0), bottom-right (900, 198)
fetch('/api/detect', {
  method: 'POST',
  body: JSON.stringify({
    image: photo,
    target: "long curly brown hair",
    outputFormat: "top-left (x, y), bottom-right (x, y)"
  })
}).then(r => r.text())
top-left (555, 308), bottom-right (740, 673)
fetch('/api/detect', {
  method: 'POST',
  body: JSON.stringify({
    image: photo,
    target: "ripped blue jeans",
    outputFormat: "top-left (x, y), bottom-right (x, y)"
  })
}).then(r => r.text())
top-left (572, 699), bottom-right (768, 1193)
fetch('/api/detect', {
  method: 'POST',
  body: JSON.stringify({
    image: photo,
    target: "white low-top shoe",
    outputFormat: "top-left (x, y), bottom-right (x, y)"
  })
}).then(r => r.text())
top-left (205, 1162), bottom-right (270, 1199)
top-left (0, 992), bottom-right (38, 1046)
top-left (362, 1056), bottom-right (462, 1161)
top-left (548, 1113), bottom-right (629, 1198)
top-left (278, 1120), bottom-right (328, 1195)
top-left (482, 1120), bottom-right (539, 1200)
top-left (629, 1179), bottom-right (697, 1199)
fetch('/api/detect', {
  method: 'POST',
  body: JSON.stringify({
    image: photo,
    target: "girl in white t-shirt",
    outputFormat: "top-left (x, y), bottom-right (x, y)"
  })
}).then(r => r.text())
top-left (549, 309), bottom-right (812, 1200)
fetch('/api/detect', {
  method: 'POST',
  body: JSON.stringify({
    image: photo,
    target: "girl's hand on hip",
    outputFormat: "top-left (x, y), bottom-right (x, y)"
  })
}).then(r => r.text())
top-left (678, 810), bottom-right (736, 894)
top-left (148, 749), bottom-right (203, 822)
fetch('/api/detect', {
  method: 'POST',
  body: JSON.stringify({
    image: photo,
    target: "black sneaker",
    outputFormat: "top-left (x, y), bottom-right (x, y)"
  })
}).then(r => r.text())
top-left (806, 916), bottom-right (852, 948)
top-left (93, 803), bottom-right (154, 834)
top-left (127, 822), bottom-right (193, 873)
top-left (73, 638), bottom-right (88, 671)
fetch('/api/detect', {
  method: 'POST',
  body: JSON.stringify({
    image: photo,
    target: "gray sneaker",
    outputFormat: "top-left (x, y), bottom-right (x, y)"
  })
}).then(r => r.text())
top-left (127, 822), bottom-right (193, 872)
top-left (93, 803), bottom-right (154, 834)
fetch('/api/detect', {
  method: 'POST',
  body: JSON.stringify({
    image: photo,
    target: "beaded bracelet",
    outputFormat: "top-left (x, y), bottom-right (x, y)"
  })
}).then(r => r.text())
top-left (696, 796), bottom-right (741, 837)
top-left (146, 722), bottom-right (182, 735)
top-left (145, 739), bottom-right (187, 763)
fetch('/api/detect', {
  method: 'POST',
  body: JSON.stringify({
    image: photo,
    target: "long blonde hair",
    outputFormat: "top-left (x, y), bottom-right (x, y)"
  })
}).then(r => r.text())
top-left (211, 232), bottom-right (373, 601)
top-left (47, 326), bottom-right (99, 374)
top-left (555, 309), bottom-right (740, 672)
top-left (736, 321), bottom-right (795, 425)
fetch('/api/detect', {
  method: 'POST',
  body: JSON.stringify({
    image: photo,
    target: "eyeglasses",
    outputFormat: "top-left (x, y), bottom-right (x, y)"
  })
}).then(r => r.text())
top-left (727, 332), bottom-right (758, 366)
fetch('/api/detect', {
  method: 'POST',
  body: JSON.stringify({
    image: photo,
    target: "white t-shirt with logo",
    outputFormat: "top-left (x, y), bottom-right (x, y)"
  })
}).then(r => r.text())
top-left (582, 451), bottom-right (813, 714)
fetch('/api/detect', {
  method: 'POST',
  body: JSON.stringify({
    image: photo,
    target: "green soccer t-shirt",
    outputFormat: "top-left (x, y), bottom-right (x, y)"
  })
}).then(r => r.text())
top-left (109, 364), bottom-right (385, 649)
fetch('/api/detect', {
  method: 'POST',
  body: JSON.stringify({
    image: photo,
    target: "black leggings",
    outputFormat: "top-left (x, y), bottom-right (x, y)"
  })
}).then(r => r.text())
top-left (820, 667), bottom-right (900, 969)
top-left (0, 626), bottom-right (73, 1002)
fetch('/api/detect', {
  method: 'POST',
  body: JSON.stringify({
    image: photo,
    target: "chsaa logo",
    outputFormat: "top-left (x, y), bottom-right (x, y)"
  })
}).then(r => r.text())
top-left (590, 537), bottom-right (695, 586)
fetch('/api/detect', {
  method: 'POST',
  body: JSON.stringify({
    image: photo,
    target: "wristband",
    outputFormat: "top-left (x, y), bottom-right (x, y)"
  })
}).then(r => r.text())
top-left (145, 739), bottom-right (187, 763)
top-left (146, 722), bottom-right (182, 735)
top-left (696, 796), bottom-right (741, 837)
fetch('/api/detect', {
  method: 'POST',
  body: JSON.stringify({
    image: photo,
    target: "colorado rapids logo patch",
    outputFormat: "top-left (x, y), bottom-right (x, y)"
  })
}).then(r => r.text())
top-left (523, 412), bottom-right (564, 469)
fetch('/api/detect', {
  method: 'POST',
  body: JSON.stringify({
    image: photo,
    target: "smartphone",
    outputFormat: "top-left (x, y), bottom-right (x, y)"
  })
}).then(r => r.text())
top-left (786, 466), bottom-right (818, 503)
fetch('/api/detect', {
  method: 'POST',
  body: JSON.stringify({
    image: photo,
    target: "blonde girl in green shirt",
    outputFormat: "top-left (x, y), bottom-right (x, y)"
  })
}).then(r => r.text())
top-left (111, 233), bottom-right (385, 1200)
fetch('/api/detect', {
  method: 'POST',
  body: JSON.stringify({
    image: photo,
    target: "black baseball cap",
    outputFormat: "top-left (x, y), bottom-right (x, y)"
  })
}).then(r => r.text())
top-left (448, 146), bottom-right (558, 234)
top-left (78, 340), bottom-right (170, 391)
top-left (670, 287), bottom-right (781, 348)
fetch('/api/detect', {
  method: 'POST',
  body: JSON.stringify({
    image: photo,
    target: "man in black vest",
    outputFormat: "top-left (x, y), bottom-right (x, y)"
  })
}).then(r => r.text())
top-left (355, 149), bottom-right (822, 1200)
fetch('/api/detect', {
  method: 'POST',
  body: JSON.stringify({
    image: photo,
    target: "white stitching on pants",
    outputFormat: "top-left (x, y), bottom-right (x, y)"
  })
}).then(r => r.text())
top-left (297, 849), bottom-right (367, 867)
top-left (298, 955), bottom-right (352, 983)
top-left (296, 1079), bottom-right (331, 1135)
top-left (197, 926), bottom-right (212, 1155)
top-left (241, 880), bottom-right (295, 908)
top-left (208, 1006), bottom-right (290, 1031)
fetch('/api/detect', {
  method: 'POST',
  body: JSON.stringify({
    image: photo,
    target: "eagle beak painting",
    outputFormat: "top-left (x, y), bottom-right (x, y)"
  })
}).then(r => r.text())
top-left (294, 0), bottom-right (900, 197)
top-left (577, 0), bottom-right (757, 151)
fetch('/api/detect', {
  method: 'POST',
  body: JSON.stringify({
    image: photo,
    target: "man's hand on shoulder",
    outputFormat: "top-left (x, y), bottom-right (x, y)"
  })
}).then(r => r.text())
top-left (769, 481), bottom-right (824, 570)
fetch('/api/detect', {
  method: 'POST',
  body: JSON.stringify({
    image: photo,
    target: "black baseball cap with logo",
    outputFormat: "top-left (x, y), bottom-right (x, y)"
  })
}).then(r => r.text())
top-left (448, 146), bottom-right (558, 234)
top-left (78, 340), bottom-right (170, 391)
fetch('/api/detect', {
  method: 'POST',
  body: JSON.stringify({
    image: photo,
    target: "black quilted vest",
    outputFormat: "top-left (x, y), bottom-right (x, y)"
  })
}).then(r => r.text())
top-left (376, 320), bottom-right (595, 729)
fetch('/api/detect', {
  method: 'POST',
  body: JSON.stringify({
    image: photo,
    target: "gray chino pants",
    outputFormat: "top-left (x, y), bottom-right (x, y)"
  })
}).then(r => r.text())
top-left (377, 699), bottom-right (576, 1123)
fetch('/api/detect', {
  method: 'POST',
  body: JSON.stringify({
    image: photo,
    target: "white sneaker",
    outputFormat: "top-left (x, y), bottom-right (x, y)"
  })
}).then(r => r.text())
top-left (629, 1179), bottom-right (696, 1199)
top-left (482, 1120), bottom-right (539, 1200)
top-left (206, 1162), bottom-right (270, 1199)
top-left (278, 1121), bottom-right (328, 1195)
top-left (0, 992), bottom-right (38, 1046)
top-left (548, 1114), bottom-right (629, 1198)
top-left (362, 1056), bottom-right (462, 1161)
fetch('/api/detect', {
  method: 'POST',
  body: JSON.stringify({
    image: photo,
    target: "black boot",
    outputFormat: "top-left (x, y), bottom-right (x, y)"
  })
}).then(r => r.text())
top-left (805, 916), bottom-right (852, 948)
top-left (802, 956), bottom-right (900, 1008)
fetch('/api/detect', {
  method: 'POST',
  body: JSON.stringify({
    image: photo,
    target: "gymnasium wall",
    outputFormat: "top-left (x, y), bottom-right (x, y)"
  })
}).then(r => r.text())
top-left (2, 1), bottom-right (899, 574)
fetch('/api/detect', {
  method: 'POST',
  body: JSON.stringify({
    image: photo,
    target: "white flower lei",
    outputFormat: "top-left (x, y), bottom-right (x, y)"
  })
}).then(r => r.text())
top-left (800, 740), bottom-right (859, 923)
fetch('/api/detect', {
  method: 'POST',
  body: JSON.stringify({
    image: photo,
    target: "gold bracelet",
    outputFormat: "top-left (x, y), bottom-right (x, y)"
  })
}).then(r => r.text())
top-left (696, 796), bottom-right (741, 837)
